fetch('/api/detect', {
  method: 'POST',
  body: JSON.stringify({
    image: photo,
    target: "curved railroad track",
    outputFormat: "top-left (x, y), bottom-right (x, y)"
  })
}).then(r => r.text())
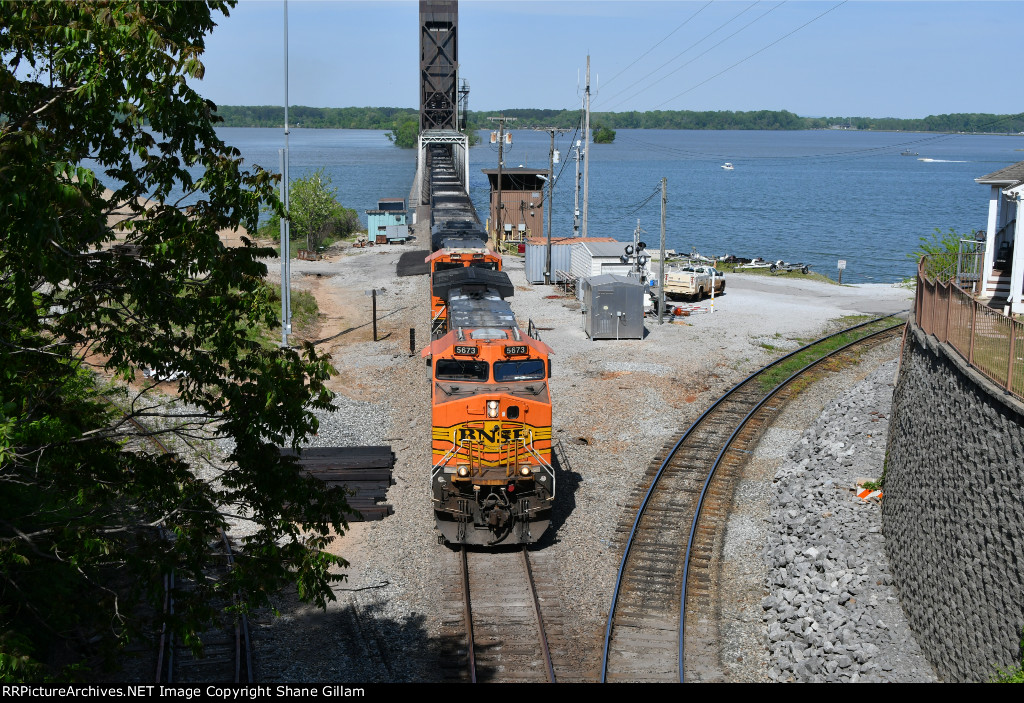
top-left (115, 408), bottom-right (254, 684)
top-left (441, 546), bottom-right (559, 683)
top-left (601, 316), bottom-right (905, 683)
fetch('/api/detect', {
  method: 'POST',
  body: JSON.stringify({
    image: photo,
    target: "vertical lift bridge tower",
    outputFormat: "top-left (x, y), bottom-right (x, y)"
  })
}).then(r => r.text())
top-left (414, 1), bottom-right (470, 228)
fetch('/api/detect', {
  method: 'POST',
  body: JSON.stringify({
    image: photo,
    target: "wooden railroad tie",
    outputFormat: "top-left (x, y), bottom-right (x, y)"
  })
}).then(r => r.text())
top-left (280, 446), bottom-right (396, 521)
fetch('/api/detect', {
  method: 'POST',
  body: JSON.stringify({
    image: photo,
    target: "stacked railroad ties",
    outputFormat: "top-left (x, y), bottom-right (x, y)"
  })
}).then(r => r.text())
top-left (420, 144), bottom-right (556, 546)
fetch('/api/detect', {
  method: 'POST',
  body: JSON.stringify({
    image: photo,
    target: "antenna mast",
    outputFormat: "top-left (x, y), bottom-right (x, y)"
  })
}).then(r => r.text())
top-left (582, 55), bottom-right (591, 239)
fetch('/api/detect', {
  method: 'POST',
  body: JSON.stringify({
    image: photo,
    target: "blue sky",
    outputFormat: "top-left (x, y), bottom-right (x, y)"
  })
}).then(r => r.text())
top-left (197, 1), bottom-right (1022, 118)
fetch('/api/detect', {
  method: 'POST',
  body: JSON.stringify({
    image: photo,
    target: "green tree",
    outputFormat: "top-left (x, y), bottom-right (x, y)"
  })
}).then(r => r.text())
top-left (1, 0), bottom-right (352, 678)
top-left (259, 169), bottom-right (359, 252)
top-left (288, 168), bottom-right (358, 252)
top-left (387, 117), bottom-right (419, 148)
top-left (593, 124), bottom-right (616, 144)
top-left (909, 228), bottom-right (979, 279)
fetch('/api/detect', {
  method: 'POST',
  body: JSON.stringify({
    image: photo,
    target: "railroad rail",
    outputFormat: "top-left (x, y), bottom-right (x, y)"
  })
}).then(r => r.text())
top-left (115, 408), bottom-right (254, 684)
top-left (601, 316), bottom-right (906, 683)
top-left (443, 546), bottom-right (557, 683)
top-left (154, 527), bottom-right (254, 684)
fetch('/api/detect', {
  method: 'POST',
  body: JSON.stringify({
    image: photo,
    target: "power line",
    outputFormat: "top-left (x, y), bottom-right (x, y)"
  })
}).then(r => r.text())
top-left (544, 4), bottom-right (761, 117)
top-left (595, 1), bottom-right (770, 112)
top-left (655, 1), bottom-right (847, 110)
top-left (600, 1), bottom-right (714, 91)
top-left (625, 185), bottom-right (662, 215)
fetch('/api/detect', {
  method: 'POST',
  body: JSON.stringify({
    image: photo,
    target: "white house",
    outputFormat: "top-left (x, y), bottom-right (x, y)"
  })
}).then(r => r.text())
top-left (977, 161), bottom-right (1024, 313)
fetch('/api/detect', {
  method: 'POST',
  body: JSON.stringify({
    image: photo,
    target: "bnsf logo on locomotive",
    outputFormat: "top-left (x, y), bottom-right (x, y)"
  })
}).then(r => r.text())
top-left (456, 423), bottom-right (525, 443)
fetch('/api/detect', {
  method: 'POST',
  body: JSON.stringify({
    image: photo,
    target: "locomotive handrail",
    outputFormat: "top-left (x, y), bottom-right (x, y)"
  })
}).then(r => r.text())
top-left (431, 441), bottom-right (459, 478)
top-left (600, 313), bottom-right (905, 683)
top-left (521, 431), bottom-right (556, 501)
top-left (433, 431), bottom-right (556, 501)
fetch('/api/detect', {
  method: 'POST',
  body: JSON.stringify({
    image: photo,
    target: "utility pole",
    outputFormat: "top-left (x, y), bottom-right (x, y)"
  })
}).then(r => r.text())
top-left (488, 115), bottom-right (516, 250)
top-left (659, 178), bottom-right (667, 325)
top-left (582, 55), bottom-right (592, 239)
top-left (573, 139), bottom-right (582, 237)
top-left (533, 127), bottom-right (570, 284)
top-left (279, 0), bottom-right (292, 347)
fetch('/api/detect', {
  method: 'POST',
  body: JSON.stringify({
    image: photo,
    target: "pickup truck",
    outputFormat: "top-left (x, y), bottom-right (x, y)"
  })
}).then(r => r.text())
top-left (662, 264), bottom-right (725, 300)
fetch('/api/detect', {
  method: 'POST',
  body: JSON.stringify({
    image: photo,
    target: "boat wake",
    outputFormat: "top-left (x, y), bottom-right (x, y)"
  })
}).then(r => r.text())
top-left (918, 158), bottom-right (967, 163)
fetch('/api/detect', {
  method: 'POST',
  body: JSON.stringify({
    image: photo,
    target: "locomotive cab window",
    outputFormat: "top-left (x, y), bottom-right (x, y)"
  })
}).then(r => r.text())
top-left (469, 261), bottom-right (498, 271)
top-left (493, 359), bottom-right (546, 382)
top-left (434, 261), bottom-right (464, 272)
top-left (435, 359), bottom-right (489, 382)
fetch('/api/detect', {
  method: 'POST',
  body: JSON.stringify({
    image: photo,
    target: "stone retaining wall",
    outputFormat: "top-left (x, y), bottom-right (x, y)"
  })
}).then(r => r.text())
top-left (885, 319), bottom-right (1024, 682)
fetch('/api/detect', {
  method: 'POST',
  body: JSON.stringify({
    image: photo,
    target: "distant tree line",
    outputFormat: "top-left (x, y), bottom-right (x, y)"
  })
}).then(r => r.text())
top-left (214, 105), bottom-right (1024, 135)
top-left (466, 109), bottom-right (1024, 134)
top-left (216, 105), bottom-right (420, 129)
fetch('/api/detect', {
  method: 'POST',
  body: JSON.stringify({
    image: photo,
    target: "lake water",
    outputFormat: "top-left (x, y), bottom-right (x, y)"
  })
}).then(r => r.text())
top-left (219, 126), bottom-right (1024, 284)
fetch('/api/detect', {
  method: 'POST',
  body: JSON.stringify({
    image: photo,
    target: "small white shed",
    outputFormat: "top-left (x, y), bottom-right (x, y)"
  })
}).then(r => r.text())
top-left (570, 241), bottom-right (633, 280)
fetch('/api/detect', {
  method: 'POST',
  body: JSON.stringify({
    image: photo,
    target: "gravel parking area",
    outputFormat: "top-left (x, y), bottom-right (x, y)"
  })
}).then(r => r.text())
top-left (245, 247), bottom-right (923, 682)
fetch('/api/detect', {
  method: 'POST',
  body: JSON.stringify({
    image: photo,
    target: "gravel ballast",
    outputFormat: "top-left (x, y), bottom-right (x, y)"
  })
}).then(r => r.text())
top-left (757, 359), bottom-right (937, 682)
top-left (241, 247), bottom-right (932, 682)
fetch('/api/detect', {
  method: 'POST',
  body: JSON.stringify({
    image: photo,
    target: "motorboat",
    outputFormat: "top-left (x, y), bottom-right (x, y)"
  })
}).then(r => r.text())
top-left (721, 162), bottom-right (734, 170)
top-left (900, 149), bottom-right (918, 156)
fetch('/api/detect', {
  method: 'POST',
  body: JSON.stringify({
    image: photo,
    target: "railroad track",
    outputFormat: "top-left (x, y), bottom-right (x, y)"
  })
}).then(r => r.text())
top-left (114, 408), bottom-right (255, 684)
top-left (441, 546), bottom-right (562, 683)
top-left (155, 528), bottom-right (254, 684)
top-left (601, 316), bottom-right (905, 683)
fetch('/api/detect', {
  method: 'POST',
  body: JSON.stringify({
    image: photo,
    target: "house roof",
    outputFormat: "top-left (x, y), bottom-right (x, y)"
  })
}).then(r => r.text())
top-left (585, 273), bottom-right (643, 287)
top-left (525, 236), bottom-right (616, 246)
top-left (480, 167), bottom-right (549, 176)
top-left (976, 160), bottom-right (1024, 185)
top-left (579, 242), bottom-right (631, 258)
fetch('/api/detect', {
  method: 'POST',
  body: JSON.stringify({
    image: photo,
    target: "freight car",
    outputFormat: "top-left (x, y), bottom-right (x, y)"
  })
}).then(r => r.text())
top-left (427, 144), bottom-right (486, 251)
top-left (431, 222), bottom-right (488, 252)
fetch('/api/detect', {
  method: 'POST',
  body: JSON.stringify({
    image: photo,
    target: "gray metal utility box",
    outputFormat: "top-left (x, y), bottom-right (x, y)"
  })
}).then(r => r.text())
top-left (580, 274), bottom-right (645, 340)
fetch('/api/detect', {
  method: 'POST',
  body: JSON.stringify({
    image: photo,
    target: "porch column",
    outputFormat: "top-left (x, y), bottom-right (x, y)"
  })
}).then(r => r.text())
top-left (981, 185), bottom-right (1000, 294)
top-left (1010, 193), bottom-right (1024, 313)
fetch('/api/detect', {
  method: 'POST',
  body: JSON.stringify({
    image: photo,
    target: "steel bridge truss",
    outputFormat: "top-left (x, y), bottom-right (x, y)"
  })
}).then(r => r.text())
top-left (418, 130), bottom-right (469, 203)
top-left (413, 2), bottom-right (470, 224)
top-left (420, 1), bottom-right (459, 132)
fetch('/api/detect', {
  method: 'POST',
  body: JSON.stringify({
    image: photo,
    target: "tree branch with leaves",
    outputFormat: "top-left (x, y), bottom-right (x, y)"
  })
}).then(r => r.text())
top-left (1, 0), bottom-right (354, 679)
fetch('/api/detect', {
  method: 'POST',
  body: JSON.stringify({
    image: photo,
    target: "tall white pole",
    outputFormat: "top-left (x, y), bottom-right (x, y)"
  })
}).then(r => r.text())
top-left (582, 55), bottom-right (591, 239)
top-left (573, 139), bottom-right (581, 237)
top-left (280, 0), bottom-right (292, 346)
top-left (659, 178), bottom-right (666, 325)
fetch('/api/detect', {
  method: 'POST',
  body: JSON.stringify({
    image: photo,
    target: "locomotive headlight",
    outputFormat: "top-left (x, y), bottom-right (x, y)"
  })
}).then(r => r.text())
top-left (519, 465), bottom-right (533, 477)
top-left (486, 400), bottom-right (499, 418)
top-left (457, 465), bottom-right (470, 477)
